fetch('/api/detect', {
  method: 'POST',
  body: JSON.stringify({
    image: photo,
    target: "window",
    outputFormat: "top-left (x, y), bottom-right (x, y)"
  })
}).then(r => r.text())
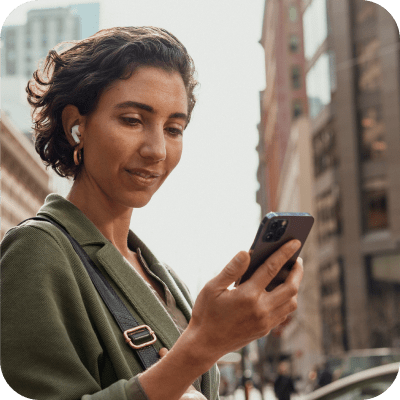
top-left (364, 190), bottom-right (388, 230)
top-left (42, 18), bottom-right (48, 34)
top-left (293, 100), bottom-right (303, 119)
top-left (363, 177), bottom-right (388, 231)
top-left (5, 29), bottom-right (16, 50)
top-left (313, 127), bottom-right (335, 176)
top-left (316, 186), bottom-right (341, 243)
top-left (291, 66), bottom-right (302, 89)
top-left (289, 35), bottom-right (300, 53)
top-left (357, 39), bottom-right (382, 93)
top-left (289, 6), bottom-right (298, 22)
top-left (57, 17), bottom-right (64, 34)
top-left (372, 254), bottom-right (400, 283)
top-left (303, 0), bottom-right (328, 59)
top-left (359, 106), bottom-right (386, 162)
top-left (329, 50), bottom-right (337, 92)
top-left (306, 52), bottom-right (332, 118)
top-left (6, 60), bottom-right (16, 75)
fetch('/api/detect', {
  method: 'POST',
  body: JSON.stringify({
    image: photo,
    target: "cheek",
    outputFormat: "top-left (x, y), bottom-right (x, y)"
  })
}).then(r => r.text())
top-left (168, 141), bottom-right (183, 170)
top-left (85, 125), bottom-right (128, 167)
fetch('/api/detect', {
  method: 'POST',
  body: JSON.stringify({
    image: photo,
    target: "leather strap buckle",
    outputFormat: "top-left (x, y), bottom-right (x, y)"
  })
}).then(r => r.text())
top-left (123, 325), bottom-right (157, 349)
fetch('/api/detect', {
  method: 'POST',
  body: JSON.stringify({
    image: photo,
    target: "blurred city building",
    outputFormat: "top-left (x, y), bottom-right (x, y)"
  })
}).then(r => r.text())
top-left (1, 3), bottom-right (100, 198)
top-left (257, 0), bottom-right (309, 215)
top-left (257, 0), bottom-right (323, 386)
top-left (0, 111), bottom-right (51, 240)
top-left (257, 0), bottom-right (400, 387)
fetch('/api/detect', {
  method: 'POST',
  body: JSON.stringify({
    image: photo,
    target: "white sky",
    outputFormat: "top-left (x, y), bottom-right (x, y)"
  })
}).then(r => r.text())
top-left (1, 0), bottom-right (266, 298)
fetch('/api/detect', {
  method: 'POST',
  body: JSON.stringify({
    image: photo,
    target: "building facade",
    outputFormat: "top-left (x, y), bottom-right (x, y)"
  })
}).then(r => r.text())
top-left (1, 111), bottom-right (51, 240)
top-left (1, 4), bottom-right (100, 197)
top-left (257, 0), bottom-right (400, 380)
top-left (302, 0), bottom-right (400, 353)
top-left (2, 7), bottom-right (81, 80)
top-left (257, 0), bottom-right (322, 383)
top-left (257, 0), bottom-right (309, 215)
top-left (1, 5), bottom-right (97, 136)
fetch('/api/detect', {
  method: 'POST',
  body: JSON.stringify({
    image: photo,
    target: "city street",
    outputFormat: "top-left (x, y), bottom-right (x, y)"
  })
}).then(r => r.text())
top-left (222, 384), bottom-right (304, 400)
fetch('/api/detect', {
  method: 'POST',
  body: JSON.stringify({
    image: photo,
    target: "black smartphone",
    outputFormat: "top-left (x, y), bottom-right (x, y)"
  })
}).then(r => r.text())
top-left (237, 212), bottom-right (314, 291)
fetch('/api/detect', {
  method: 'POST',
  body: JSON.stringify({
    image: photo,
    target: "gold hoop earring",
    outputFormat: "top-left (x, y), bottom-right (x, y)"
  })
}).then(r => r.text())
top-left (73, 148), bottom-right (82, 166)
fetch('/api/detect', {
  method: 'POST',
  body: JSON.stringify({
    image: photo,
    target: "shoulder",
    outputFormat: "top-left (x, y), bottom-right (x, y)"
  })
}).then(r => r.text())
top-left (1, 220), bottom-right (93, 319)
top-left (2, 220), bottom-right (67, 255)
top-left (1, 220), bottom-right (79, 280)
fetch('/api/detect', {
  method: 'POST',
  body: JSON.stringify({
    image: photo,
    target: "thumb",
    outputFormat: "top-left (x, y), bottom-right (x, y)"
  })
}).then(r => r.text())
top-left (212, 251), bottom-right (250, 291)
top-left (159, 347), bottom-right (168, 358)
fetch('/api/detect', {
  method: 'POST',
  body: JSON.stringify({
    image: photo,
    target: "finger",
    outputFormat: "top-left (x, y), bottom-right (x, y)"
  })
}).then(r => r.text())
top-left (210, 251), bottom-right (250, 292)
top-left (274, 257), bottom-right (303, 291)
top-left (250, 240), bottom-right (301, 289)
top-left (269, 258), bottom-right (304, 307)
top-left (269, 296), bottom-right (298, 330)
top-left (159, 347), bottom-right (168, 358)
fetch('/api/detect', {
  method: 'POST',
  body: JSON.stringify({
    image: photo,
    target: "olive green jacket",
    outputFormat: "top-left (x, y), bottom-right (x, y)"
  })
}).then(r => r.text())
top-left (1, 194), bottom-right (220, 400)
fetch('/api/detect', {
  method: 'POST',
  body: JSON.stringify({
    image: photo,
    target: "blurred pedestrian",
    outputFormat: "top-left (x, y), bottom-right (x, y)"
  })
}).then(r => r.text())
top-left (274, 361), bottom-right (296, 400)
top-left (304, 364), bottom-right (319, 393)
top-left (317, 362), bottom-right (333, 388)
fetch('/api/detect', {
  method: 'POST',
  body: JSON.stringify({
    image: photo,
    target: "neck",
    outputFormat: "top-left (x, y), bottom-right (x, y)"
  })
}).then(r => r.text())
top-left (66, 177), bottom-right (133, 258)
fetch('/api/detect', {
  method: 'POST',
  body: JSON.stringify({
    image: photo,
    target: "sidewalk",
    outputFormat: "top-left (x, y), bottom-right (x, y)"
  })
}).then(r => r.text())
top-left (225, 384), bottom-right (305, 400)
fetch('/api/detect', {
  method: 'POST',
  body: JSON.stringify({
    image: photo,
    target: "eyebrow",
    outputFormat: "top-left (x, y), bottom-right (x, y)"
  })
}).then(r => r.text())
top-left (114, 101), bottom-right (188, 122)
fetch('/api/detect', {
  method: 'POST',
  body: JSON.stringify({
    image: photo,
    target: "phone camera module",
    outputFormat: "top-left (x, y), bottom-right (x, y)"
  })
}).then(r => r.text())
top-left (269, 221), bottom-right (280, 231)
top-left (276, 227), bottom-right (286, 237)
top-left (263, 219), bottom-right (288, 242)
top-left (263, 232), bottom-right (275, 242)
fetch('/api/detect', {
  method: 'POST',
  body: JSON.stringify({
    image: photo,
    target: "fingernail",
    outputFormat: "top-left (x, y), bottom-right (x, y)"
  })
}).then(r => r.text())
top-left (235, 252), bottom-right (247, 263)
top-left (291, 240), bottom-right (301, 251)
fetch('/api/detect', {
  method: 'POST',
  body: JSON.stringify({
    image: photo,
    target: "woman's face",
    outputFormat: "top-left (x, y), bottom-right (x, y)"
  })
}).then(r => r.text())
top-left (79, 66), bottom-right (188, 209)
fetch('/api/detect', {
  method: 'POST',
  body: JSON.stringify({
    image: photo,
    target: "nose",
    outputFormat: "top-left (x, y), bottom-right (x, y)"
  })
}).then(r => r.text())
top-left (139, 123), bottom-right (167, 162)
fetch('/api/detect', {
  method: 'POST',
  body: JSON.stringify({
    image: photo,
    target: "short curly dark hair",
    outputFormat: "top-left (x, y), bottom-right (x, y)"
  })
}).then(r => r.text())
top-left (27, 26), bottom-right (198, 178)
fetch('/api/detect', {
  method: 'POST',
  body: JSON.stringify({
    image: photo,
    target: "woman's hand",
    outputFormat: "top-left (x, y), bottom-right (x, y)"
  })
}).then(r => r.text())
top-left (186, 239), bottom-right (303, 365)
top-left (138, 240), bottom-right (303, 400)
top-left (158, 348), bottom-right (207, 400)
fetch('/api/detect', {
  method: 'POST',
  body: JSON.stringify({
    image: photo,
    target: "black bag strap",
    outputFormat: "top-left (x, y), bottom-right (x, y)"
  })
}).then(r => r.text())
top-left (19, 216), bottom-right (160, 370)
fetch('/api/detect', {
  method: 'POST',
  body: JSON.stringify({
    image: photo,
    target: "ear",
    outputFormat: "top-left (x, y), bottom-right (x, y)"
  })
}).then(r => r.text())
top-left (62, 105), bottom-right (85, 149)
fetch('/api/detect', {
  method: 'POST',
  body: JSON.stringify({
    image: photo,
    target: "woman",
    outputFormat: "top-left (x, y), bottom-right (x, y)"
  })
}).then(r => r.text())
top-left (1, 27), bottom-right (303, 400)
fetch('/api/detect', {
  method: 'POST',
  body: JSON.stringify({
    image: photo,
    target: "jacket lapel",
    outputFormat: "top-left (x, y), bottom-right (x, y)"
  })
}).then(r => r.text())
top-left (127, 230), bottom-right (193, 321)
top-left (37, 194), bottom-right (182, 348)
top-left (37, 194), bottom-right (214, 397)
top-left (95, 243), bottom-right (182, 349)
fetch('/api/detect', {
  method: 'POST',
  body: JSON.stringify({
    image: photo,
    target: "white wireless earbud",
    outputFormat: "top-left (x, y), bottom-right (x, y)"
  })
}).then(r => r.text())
top-left (71, 125), bottom-right (81, 144)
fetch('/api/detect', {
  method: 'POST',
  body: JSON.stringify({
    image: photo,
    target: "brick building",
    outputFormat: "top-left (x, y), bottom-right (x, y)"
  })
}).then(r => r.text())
top-left (1, 111), bottom-right (50, 239)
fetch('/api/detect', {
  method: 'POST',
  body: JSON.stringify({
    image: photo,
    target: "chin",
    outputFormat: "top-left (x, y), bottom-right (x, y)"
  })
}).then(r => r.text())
top-left (125, 192), bottom-right (155, 209)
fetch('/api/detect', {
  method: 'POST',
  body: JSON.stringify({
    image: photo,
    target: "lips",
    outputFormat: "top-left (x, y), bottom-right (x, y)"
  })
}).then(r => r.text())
top-left (125, 168), bottom-right (163, 186)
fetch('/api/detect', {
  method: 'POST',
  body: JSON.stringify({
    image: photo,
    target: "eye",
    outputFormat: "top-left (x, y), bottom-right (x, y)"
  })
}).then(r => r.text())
top-left (121, 117), bottom-right (141, 126)
top-left (165, 127), bottom-right (183, 136)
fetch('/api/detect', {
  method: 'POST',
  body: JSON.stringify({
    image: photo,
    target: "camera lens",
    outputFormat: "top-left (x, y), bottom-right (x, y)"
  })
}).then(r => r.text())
top-left (263, 232), bottom-right (275, 242)
top-left (269, 221), bottom-right (279, 231)
top-left (276, 227), bottom-right (286, 237)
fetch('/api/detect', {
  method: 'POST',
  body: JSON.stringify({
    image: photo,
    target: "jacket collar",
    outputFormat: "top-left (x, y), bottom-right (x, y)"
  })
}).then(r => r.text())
top-left (38, 194), bottom-right (111, 246)
top-left (37, 194), bottom-right (214, 396)
top-left (37, 194), bottom-right (192, 322)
